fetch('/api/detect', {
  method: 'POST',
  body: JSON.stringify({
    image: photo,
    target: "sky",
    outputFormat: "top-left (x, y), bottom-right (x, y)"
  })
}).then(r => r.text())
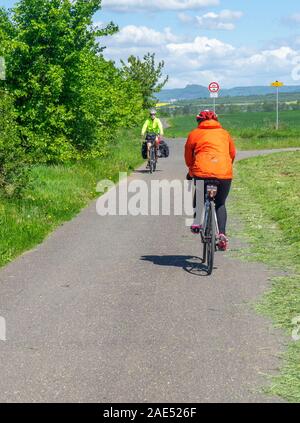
top-left (2, 0), bottom-right (300, 88)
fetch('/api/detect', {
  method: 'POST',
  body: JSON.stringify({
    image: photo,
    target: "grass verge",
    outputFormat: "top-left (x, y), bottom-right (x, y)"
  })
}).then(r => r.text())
top-left (0, 127), bottom-right (144, 268)
top-left (228, 151), bottom-right (300, 402)
top-left (164, 112), bottom-right (300, 150)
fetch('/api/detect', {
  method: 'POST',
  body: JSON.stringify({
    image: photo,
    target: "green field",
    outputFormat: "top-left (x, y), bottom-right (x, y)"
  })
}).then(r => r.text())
top-left (229, 151), bottom-right (300, 402)
top-left (165, 110), bottom-right (300, 150)
top-left (0, 128), bottom-right (143, 268)
top-left (171, 92), bottom-right (300, 106)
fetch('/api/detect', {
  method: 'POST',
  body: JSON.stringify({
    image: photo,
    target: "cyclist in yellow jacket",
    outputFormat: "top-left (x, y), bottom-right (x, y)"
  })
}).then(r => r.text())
top-left (141, 109), bottom-right (164, 161)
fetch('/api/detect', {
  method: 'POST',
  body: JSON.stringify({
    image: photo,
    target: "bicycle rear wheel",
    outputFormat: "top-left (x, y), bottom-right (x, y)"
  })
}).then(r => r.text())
top-left (206, 202), bottom-right (216, 275)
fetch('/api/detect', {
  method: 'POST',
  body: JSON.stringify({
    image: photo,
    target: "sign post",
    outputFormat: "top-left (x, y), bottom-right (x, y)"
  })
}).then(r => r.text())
top-left (210, 92), bottom-right (219, 113)
top-left (271, 80), bottom-right (284, 130)
top-left (208, 82), bottom-right (220, 113)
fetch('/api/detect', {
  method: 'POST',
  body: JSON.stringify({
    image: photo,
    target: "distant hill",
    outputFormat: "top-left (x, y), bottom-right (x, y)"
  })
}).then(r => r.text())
top-left (157, 84), bottom-right (300, 102)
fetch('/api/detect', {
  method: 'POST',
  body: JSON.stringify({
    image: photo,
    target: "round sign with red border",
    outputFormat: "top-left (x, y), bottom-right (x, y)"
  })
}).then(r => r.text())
top-left (208, 82), bottom-right (220, 93)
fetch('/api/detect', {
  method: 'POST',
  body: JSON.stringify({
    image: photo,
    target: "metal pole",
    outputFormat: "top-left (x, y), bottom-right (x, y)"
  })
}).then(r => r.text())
top-left (276, 87), bottom-right (279, 130)
top-left (213, 96), bottom-right (216, 113)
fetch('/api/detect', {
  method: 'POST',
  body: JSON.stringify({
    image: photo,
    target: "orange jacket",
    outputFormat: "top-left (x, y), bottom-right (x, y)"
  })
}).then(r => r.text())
top-left (185, 120), bottom-right (236, 179)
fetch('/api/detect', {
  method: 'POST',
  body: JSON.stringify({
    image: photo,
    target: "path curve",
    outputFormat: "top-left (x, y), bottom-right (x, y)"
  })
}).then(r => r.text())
top-left (237, 147), bottom-right (300, 161)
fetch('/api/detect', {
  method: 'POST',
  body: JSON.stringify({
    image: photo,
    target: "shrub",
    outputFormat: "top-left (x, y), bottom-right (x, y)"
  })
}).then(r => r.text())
top-left (0, 90), bottom-right (30, 196)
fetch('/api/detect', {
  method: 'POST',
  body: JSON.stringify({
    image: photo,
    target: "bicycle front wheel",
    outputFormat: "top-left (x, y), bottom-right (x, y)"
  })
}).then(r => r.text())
top-left (149, 161), bottom-right (153, 174)
top-left (153, 159), bottom-right (156, 172)
top-left (149, 146), bottom-right (155, 173)
top-left (151, 147), bottom-right (156, 173)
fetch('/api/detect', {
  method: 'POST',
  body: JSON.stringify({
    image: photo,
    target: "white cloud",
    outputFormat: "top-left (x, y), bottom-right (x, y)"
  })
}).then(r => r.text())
top-left (236, 46), bottom-right (297, 69)
top-left (102, 24), bottom-right (300, 88)
top-left (179, 9), bottom-right (243, 30)
top-left (216, 10), bottom-right (243, 20)
top-left (102, 0), bottom-right (220, 12)
top-left (166, 36), bottom-right (235, 56)
top-left (111, 25), bottom-right (181, 46)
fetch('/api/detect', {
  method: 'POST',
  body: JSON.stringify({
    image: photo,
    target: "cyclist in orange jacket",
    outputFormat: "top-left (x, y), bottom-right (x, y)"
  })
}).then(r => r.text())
top-left (185, 110), bottom-right (236, 251)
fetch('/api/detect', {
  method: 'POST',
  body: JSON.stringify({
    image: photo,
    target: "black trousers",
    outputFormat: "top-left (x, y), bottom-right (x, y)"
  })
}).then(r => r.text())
top-left (193, 178), bottom-right (232, 235)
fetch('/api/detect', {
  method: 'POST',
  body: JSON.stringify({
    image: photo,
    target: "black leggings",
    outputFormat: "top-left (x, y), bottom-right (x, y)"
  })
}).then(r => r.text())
top-left (193, 178), bottom-right (232, 235)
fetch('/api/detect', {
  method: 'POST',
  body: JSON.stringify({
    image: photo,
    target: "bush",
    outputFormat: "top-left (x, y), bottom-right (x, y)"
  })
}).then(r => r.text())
top-left (0, 90), bottom-right (30, 196)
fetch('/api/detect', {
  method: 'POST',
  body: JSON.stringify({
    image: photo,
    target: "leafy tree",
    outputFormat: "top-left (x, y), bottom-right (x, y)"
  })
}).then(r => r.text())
top-left (68, 52), bottom-right (144, 157)
top-left (0, 0), bottom-right (164, 168)
top-left (4, 0), bottom-right (119, 162)
top-left (121, 53), bottom-right (168, 109)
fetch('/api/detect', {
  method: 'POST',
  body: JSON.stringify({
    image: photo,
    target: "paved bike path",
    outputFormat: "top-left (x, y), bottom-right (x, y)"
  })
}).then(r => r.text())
top-left (0, 143), bottom-right (298, 402)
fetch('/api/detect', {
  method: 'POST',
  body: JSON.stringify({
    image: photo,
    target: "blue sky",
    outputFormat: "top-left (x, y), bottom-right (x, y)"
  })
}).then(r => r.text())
top-left (2, 0), bottom-right (300, 88)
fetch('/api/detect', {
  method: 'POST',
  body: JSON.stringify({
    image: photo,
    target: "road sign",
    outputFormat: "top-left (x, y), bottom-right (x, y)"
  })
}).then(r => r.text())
top-left (271, 80), bottom-right (284, 87)
top-left (271, 81), bottom-right (284, 129)
top-left (208, 82), bottom-right (220, 93)
top-left (209, 83), bottom-right (220, 112)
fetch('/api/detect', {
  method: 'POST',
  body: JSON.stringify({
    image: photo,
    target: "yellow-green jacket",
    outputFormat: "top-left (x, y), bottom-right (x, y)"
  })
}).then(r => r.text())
top-left (141, 118), bottom-right (164, 136)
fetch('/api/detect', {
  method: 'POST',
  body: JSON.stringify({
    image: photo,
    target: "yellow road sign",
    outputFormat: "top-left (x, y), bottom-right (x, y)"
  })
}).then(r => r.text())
top-left (271, 80), bottom-right (284, 87)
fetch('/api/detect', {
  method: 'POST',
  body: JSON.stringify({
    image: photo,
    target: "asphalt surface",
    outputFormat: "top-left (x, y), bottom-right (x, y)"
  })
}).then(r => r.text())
top-left (0, 141), bottom-right (298, 403)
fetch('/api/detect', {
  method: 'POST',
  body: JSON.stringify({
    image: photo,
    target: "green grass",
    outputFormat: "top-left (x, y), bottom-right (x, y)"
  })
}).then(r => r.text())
top-left (0, 127), bottom-right (144, 268)
top-left (228, 151), bottom-right (300, 402)
top-left (165, 110), bottom-right (300, 150)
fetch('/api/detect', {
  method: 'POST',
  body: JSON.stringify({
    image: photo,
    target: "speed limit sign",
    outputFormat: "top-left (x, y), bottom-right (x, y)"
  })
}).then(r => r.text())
top-left (208, 82), bottom-right (220, 93)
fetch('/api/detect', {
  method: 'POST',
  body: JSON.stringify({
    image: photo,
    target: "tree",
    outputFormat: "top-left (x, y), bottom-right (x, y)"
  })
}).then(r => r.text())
top-left (121, 53), bottom-right (168, 109)
top-left (1, 0), bottom-right (165, 165)
top-left (67, 53), bottom-right (144, 156)
top-left (4, 0), bottom-right (119, 162)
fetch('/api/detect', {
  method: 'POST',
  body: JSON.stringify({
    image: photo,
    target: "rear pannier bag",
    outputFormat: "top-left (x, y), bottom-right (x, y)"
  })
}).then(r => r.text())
top-left (159, 140), bottom-right (169, 158)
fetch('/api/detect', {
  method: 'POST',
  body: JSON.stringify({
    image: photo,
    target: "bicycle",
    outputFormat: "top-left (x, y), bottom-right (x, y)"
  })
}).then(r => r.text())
top-left (145, 133), bottom-right (157, 174)
top-left (198, 181), bottom-right (219, 275)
